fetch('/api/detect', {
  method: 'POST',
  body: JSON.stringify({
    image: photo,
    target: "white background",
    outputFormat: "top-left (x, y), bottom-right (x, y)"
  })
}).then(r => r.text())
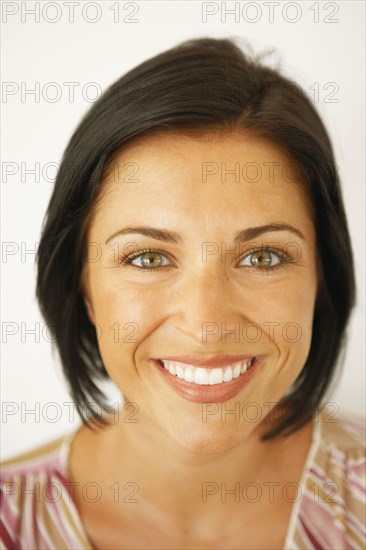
top-left (1, 1), bottom-right (365, 459)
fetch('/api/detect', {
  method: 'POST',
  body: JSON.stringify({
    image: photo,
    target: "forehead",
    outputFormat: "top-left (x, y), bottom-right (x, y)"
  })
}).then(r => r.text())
top-left (92, 129), bottom-right (314, 227)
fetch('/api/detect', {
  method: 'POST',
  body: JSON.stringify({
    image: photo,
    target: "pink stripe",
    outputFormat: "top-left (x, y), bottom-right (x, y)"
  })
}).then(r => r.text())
top-left (301, 496), bottom-right (336, 535)
top-left (45, 473), bottom-right (78, 548)
top-left (298, 515), bottom-right (324, 550)
top-left (1, 454), bottom-right (60, 477)
top-left (0, 517), bottom-right (18, 549)
top-left (300, 505), bottom-right (345, 549)
top-left (33, 519), bottom-right (51, 550)
top-left (300, 493), bottom-right (360, 548)
top-left (348, 461), bottom-right (366, 478)
top-left (346, 512), bottom-right (366, 539)
top-left (310, 464), bottom-right (365, 499)
top-left (310, 459), bottom-right (366, 499)
top-left (339, 416), bottom-right (366, 433)
top-left (0, 500), bottom-right (18, 535)
top-left (309, 465), bottom-right (328, 485)
top-left (53, 470), bottom-right (70, 495)
top-left (302, 491), bottom-right (366, 541)
top-left (31, 479), bottom-right (39, 549)
top-left (328, 449), bottom-right (346, 466)
top-left (348, 477), bottom-right (366, 495)
top-left (296, 519), bottom-right (317, 549)
top-left (34, 505), bottom-right (58, 550)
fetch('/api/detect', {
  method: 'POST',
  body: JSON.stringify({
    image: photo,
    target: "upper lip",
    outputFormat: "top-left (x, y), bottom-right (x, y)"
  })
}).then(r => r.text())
top-left (155, 354), bottom-right (256, 368)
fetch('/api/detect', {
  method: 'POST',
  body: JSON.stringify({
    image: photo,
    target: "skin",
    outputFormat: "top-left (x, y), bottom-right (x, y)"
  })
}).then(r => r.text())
top-left (71, 129), bottom-right (318, 548)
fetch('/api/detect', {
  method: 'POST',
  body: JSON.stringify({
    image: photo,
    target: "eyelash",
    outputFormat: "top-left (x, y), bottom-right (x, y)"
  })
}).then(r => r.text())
top-left (121, 246), bottom-right (294, 274)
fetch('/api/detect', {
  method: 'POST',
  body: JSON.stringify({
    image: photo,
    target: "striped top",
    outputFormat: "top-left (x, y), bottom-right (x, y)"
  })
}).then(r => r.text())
top-left (1, 409), bottom-right (365, 549)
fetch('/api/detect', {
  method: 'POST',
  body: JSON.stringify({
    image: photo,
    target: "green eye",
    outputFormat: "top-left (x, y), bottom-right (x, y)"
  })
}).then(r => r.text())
top-left (135, 252), bottom-right (164, 268)
top-left (123, 249), bottom-right (171, 270)
top-left (238, 247), bottom-right (290, 272)
top-left (249, 250), bottom-right (279, 268)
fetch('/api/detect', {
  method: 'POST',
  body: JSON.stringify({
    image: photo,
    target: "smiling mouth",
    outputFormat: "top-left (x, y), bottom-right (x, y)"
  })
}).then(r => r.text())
top-left (157, 358), bottom-right (256, 386)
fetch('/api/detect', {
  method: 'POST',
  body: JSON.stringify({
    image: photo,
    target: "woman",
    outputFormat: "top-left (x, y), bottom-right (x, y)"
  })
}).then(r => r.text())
top-left (1, 37), bottom-right (365, 549)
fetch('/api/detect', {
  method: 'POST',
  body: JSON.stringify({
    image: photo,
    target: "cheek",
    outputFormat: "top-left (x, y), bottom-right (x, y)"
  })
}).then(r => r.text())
top-left (274, 282), bottom-right (317, 379)
top-left (88, 275), bottom-right (165, 376)
top-left (253, 274), bottom-right (317, 363)
top-left (263, 279), bottom-right (316, 327)
top-left (246, 280), bottom-right (317, 401)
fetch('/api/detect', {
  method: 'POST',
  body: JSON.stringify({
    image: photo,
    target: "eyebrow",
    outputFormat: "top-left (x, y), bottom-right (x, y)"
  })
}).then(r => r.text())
top-left (105, 223), bottom-right (305, 246)
top-left (234, 223), bottom-right (305, 243)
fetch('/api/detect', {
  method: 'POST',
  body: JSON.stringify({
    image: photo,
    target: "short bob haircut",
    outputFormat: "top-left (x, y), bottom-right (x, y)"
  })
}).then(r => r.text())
top-left (36, 37), bottom-right (355, 440)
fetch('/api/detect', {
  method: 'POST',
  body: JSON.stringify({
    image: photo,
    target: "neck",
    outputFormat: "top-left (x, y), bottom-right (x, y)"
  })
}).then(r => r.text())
top-left (95, 406), bottom-right (312, 517)
top-left (68, 404), bottom-right (313, 545)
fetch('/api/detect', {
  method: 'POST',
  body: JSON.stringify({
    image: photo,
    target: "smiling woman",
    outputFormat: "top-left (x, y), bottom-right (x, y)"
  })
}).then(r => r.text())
top-left (82, 131), bottom-right (319, 444)
top-left (1, 37), bottom-right (365, 550)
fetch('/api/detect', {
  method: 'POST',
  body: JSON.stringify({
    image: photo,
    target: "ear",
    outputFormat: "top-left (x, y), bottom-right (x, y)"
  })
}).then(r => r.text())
top-left (80, 264), bottom-right (96, 324)
top-left (84, 297), bottom-right (96, 324)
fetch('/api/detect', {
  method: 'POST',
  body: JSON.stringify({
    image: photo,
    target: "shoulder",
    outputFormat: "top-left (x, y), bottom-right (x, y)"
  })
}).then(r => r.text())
top-left (292, 408), bottom-right (365, 548)
top-left (315, 407), bottom-right (365, 492)
top-left (315, 407), bottom-right (365, 480)
top-left (0, 430), bottom-right (87, 549)
top-left (313, 406), bottom-right (365, 484)
top-left (1, 433), bottom-right (67, 476)
top-left (317, 406), bottom-right (365, 450)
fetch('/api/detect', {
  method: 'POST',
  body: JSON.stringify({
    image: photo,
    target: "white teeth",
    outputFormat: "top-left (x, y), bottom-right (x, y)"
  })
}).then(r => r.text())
top-left (183, 366), bottom-right (194, 383)
top-left (194, 368), bottom-right (209, 385)
top-left (223, 367), bottom-right (233, 382)
top-left (175, 365), bottom-right (185, 379)
top-left (240, 362), bottom-right (248, 375)
top-left (209, 369), bottom-right (224, 385)
top-left (161, 358), bottom-right (255, 386)
top-left (233, 364), bottom-right (241, 379)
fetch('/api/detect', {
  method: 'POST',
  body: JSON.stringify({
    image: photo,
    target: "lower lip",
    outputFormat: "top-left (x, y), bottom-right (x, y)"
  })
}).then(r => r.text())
top-left (149, 357), bottom-right (263, 403)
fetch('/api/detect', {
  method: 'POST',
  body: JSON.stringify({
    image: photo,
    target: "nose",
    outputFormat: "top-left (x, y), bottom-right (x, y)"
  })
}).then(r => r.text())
top-left (170, 267), bottom-right (248, 345)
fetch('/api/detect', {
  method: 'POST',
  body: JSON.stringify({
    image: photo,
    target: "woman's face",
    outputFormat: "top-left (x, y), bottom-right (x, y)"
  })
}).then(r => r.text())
top-left (83, 130), bottom-right (318, 454)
